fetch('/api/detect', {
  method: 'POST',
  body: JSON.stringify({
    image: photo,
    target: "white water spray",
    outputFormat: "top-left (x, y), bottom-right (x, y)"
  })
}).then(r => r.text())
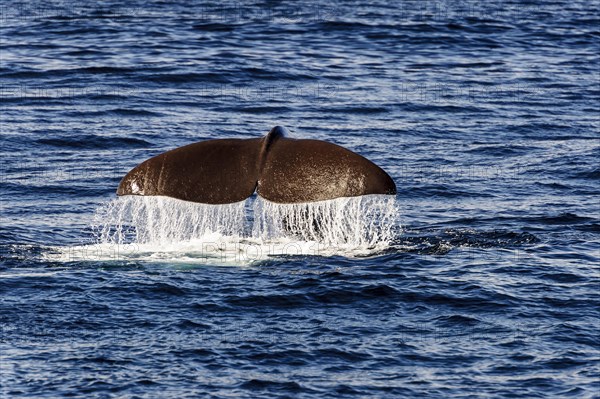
top-left (93, 195), bottom-right (399, 247)
top-left (252, 196), bottom-right (398, 247)
top-left (92, 196), bottom-right (247, 244)
top-left (46, 194), bottom-right (401, 264)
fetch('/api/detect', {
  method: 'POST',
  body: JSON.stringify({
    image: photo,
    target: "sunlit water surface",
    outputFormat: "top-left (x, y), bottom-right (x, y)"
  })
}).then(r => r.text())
top-left (1, 1), bottom-right (599, 398)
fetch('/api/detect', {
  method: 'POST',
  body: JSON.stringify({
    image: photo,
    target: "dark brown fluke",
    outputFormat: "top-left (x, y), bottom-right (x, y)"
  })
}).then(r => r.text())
top-left (117, 126), bottom-right (396, 204)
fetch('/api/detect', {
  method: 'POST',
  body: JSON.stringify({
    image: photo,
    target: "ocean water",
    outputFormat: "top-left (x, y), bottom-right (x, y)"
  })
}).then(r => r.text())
top-left (1, 1), bottom-right (599, 398)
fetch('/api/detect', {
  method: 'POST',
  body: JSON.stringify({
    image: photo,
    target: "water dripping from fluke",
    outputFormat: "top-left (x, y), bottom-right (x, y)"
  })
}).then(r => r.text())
top-left (91, 195), bottom-right (400, 251)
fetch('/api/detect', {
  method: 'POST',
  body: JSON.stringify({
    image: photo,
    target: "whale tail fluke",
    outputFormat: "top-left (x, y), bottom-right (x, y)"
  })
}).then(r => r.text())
top-left (117, 126), bottom-right (396, 204)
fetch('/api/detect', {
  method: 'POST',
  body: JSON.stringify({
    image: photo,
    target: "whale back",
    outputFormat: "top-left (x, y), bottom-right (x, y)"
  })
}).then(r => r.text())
top-left (117, 127), bottom-right (396, 204)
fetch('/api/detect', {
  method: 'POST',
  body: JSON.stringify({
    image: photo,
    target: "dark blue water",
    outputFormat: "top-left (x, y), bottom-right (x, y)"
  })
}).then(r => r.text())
top-left (1, 1), bottom-right (599, 398)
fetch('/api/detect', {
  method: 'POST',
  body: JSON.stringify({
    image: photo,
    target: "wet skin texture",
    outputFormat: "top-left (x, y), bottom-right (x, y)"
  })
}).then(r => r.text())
top-left (117, 126), bottom-right (397, 204)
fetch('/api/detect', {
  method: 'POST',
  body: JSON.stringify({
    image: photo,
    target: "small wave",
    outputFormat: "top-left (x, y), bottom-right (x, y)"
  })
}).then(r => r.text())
top-left (314, 21), bottom-right (375, 30)
top-left (405, 184), bottom-right (495, 198)
top-left (505, 123), bottom-right (574, 136)
top-left (328, 106), bottom-right (389, 114)
top-left (539, 272), bottom-right (586, 284)
top-left (466, 144), bottom-right (539, 157)
top-left (0, 66), bottom-right (136, 79)
top-left (169, 319), bottom-right (211, 330)
top-left (239, 67), bottom-right (316, 81)
top-left (572, 167), bottom-right (600, 180)
top-left (240, 379), bottom-right (304, 392)
top-left (226, 284), bottom-right (399, 308)
top-left (143, 72), bottom-right (232, 84)
top-left (574, 223), bottom-right (600, 233)
top-left (64, 49), bottom-right (106, 56)
top-left (311, 284), bottom-right (400, 304)
top-left (107, 108), bottom-right (161, 116)
top-left (231, 106), bottom-right (293, 114)
top-left (403, 103), bottom-right (493, 114)
top-left (434, 314), bottom-right (481, 326)
top-left (192, 23), bottom-right (236, 32)
top-left (393, 228), bottom-right (538, 255)
top-left (79, 66), bottom-right (142, 74)
top-left (526, 213), bottom-right (593, 225)
top-left (226, 293), bottom-right (311, 308)
top-left (37, 135), bottom-right (151, 149)
top-left (399, 290), bottom-right (514, 310)
top-left (62, 109), bottom-right (162, 118)
top-left (314, 348), bottom-right (372, 362)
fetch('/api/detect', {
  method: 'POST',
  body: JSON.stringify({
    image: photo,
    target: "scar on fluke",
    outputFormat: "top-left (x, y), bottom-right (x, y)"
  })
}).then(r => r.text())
top-left (117, 126), bottom-right (396, 204)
